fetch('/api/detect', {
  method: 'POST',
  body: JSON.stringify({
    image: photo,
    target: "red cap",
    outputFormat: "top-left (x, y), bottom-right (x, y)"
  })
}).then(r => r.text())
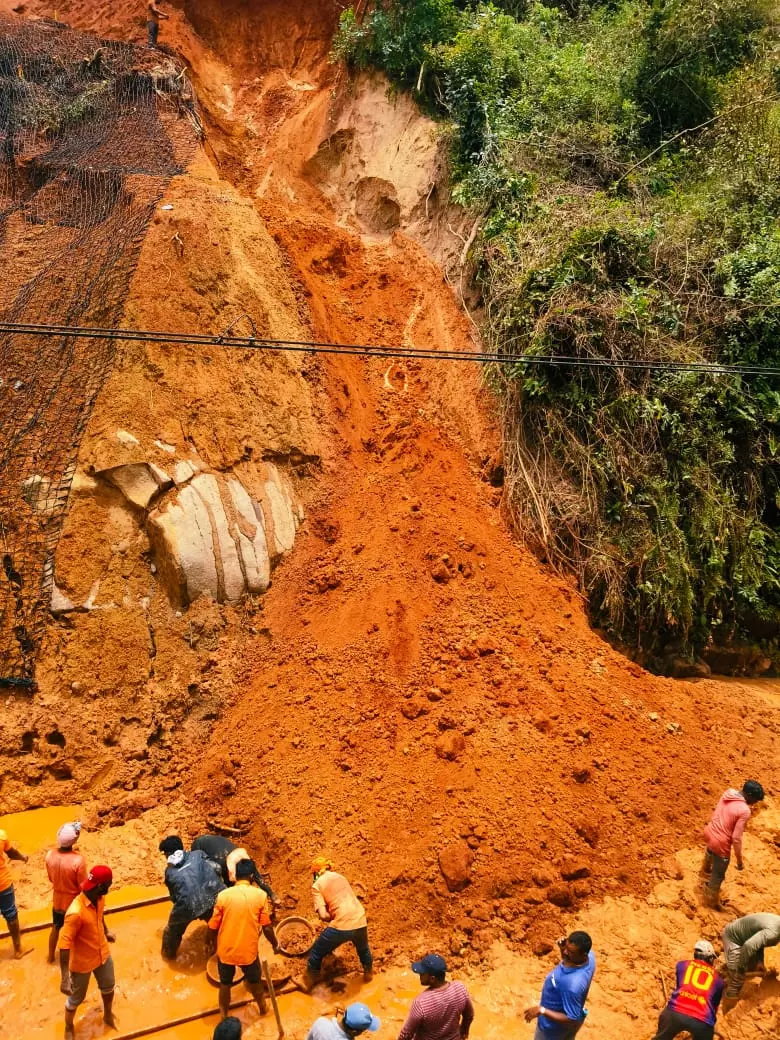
top-left (82, 865), bottom-right (113, 892)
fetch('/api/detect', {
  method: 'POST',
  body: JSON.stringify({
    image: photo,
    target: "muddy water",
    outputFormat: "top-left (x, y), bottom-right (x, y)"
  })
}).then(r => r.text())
top-left (0, 806), bottom-right (83, 853)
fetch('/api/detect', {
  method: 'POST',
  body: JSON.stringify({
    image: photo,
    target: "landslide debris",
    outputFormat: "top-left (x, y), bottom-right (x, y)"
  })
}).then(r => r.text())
top-left (3, 0), bottom-right (779, 1010)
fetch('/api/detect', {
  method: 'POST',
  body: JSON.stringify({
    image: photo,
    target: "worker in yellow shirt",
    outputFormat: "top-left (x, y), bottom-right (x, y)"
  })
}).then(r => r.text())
top-left (0, 828), bottom-right (29, 959)
top-left (303, 856), bottom-right (373, 989)
top-left (209, 858), bottom-right (280, 1020)
top-left (58, 865), bottom-right (117, 1039)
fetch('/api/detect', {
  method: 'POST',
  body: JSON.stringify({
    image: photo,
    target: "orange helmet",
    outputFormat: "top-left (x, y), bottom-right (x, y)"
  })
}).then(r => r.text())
top-left (311, 855), bottom-right (332, 876)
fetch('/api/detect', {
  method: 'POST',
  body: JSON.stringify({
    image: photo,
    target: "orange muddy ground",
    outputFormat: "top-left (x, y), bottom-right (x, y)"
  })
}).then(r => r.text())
top-left (2, 2), bottom-right (780, 1040)
top-left (4, 803), bottom-right (780, 1039)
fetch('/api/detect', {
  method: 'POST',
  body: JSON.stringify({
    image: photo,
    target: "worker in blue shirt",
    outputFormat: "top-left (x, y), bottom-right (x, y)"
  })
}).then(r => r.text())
top-left (523, 931), bottom-right (596, 1039)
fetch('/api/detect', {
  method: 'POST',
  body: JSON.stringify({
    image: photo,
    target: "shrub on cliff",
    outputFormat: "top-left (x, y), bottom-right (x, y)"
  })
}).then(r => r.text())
top-left (335, 0), bottom-right (780, 664)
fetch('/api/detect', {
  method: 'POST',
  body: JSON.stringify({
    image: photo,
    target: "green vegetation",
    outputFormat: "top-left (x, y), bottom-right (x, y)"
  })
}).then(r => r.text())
top-left (336, 0), bottom-right (780, 668)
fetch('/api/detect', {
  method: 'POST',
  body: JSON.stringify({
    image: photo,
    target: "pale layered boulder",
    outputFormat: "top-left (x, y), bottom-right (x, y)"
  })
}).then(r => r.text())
top-left (102, 463), bottom-right (173, 510)
top-left (227, 477), bottom-right (270, 593)
top-left (148, 464), bottom-right (300, 607)
top-left (149, 481), bottom-right (219, 606)
top-left (263, 467), bottom-right (298, 556)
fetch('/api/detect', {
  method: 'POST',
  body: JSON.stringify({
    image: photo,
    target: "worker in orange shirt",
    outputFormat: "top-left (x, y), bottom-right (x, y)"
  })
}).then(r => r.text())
top-left (209, 858), bottom-right (280, 1021)
top-left (0, 826), bottom-right (29, 959)
top-left (303, 856), bottom-right (373, 989)
top-left (46, 822), bottom-right (87, 981)
top-left (59, 865), bottom-right (117, 1039)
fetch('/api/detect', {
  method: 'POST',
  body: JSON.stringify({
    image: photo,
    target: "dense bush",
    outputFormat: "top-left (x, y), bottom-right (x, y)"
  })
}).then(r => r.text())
top-left (335, 0), bottom-right (780, 665)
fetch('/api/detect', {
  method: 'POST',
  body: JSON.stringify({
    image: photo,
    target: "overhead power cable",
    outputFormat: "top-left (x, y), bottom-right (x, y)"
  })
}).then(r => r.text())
top-left (2, 321), bottom-right (779, 378)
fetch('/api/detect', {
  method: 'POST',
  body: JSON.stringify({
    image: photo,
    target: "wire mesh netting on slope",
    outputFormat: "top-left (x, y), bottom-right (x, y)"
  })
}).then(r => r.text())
top-left (0, 16), bottom-right (199, 689)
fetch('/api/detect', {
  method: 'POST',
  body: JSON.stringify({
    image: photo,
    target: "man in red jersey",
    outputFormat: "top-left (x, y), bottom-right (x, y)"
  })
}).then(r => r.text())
top-left (652, 940), bottom-right (724, 1040)
top-left (59, 865), bottom-right (117, 1039)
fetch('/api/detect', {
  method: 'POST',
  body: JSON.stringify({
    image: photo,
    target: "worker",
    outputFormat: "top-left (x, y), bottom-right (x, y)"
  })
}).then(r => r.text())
top-left (722, 913), bottom-right (780, 999)
top-left (523, 931), bottom-right (596, 1039)
top-left (147, 1), bottom-right (169, 48)
top-left (46, 822), bottom-right (87, 981)
top-left (398, 954), bottom-right (474, 1040)
top-left (59, 865), bottom-right (117, 1040)
top-left (303, 856), bottom-right (373, 988)
top-left (307, 1002), bottom-right (381, 1039)
top-left (192, 832), bottom-right (279, 906)
top-left (159, 835), bottom-right (225, 960)
top-left (208, 858), bottom-right (280, 1020)
top-left (214, 1018), bottom-right (242, 1040)
top-left (0, 825), bottom-right (29, 959)
top-left (702, 779), bottom-right (764, 906)
top-left (652, 940), bottom-right (723, 1040)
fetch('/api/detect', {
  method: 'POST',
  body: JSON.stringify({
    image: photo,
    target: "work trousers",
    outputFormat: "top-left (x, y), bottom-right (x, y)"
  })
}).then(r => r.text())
top-left (147, 20), bottom-right (159, 47)
top-left (307, 925), bottom-right (372, 973)
top-left (161, 907), bottom-right (211, 959)
top-left (66, 955), bottom-right (115, 1011)
top-left (703, 848), bottom-right (730, 895)
top-left (0, 884), bottom-right (18, 923)
top-left (533, 1024), bottom-right (582, 1040)
top-left (722, 932), bottom-right (764, 997)
top-left (652, 1007), bottom-right (714, 1040)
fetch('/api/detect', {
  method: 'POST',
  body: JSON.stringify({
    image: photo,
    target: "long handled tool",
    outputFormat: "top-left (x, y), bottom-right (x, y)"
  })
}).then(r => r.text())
top-left (263, 958), bottom-right (285, 1038)
top-left (99, 996), bottom-right (255, 1040)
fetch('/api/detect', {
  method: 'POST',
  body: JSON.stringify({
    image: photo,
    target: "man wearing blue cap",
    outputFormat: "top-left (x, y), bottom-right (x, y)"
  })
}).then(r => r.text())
top-left (306, 1002), bottom-right (381, 1040)
top-left (398, 954), bottom-right (474, 1040)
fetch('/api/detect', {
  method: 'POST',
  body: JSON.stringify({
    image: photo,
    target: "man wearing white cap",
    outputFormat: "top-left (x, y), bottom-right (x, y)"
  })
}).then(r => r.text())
top-left (306, 1002), bottom-right (381, 1040)
top-left (652, 940), bottom-right (724, 1040)
top-left (45, 822), bottom-right (87, 979)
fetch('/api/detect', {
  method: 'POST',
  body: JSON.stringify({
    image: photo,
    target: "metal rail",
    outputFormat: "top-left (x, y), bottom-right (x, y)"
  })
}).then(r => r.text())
top-left (0, 894), bottom-right (170, 940)
top-left (109, 996), bottom-right (254, 1040)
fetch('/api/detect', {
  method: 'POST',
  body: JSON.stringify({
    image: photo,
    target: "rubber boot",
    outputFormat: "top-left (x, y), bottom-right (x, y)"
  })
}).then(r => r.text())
top-left (700, 850), bottom-right (712, 877)
top-left (298, 967), bottom-right (320, 992)
top-left (702, 886), bottom-right (720, 909)
top-left (64, 1007), bottom-right (76, 1039)
top-left (102, 990), bottom-right (117, 1030)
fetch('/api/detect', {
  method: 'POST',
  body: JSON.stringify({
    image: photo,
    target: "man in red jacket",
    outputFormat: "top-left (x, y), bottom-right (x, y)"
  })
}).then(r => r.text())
top-left (702, 780), bottom-right (764, 906)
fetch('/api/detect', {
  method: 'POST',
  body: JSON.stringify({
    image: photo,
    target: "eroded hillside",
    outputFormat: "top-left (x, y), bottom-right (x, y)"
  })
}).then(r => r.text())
top-left (2, 3), bottom-right (780, 1038)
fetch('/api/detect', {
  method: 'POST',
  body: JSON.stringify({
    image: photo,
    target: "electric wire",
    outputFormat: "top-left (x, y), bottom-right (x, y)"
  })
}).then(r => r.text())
top-left (2, 321), bottom-right (779, 378)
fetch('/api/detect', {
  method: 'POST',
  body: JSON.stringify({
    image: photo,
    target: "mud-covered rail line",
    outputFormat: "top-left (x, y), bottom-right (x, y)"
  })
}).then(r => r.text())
top-left (0, 893), bottom-right (170, 939)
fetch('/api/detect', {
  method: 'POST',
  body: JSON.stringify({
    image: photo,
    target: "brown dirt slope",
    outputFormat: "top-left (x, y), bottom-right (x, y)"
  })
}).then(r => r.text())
top-left (3, 0), bottom-right (780, 1006)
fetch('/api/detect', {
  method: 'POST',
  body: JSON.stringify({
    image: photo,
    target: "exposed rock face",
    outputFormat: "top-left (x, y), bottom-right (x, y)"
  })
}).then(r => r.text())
top-left (20, 474), bottom-right (54, 512)
top-left (148, 465), bottom-right (301, 607)
top-left (354, 177), bottom-right (401, 232)
top-left (53, 436), bottom-right (303, 614)
top-left (102, 463), bottom-right (173, 510)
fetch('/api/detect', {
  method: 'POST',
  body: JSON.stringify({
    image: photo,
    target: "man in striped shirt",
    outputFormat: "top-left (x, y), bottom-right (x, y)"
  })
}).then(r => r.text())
top-left (397, 954), bottom-right (474, 1040)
